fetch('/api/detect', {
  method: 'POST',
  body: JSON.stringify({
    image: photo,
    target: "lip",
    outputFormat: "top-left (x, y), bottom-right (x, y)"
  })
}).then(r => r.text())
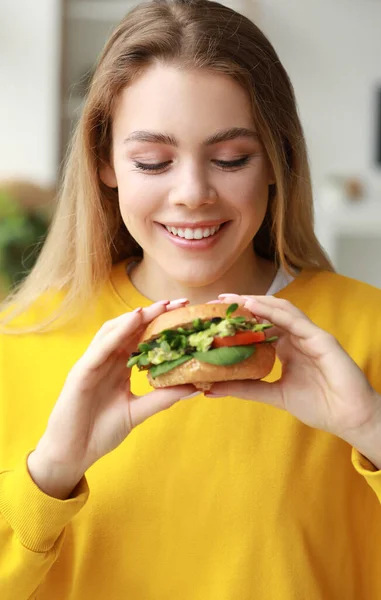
top-left (156, 221), bottom-right (229, 250)
top-left (158, 220), bottom-right (228, 228)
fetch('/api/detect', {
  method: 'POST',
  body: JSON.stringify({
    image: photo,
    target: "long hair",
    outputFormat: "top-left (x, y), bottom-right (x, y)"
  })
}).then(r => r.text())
top-left (0, 0), bottom-right (333, 333)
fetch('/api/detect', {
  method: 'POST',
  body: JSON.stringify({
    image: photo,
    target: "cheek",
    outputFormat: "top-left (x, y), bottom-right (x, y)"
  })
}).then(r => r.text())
top-left (221, 169), bottom-right (269, 215)
top-left (114, 156), bottom-right (170, 203)
top-left (115, 173), bottom-right (157, 224)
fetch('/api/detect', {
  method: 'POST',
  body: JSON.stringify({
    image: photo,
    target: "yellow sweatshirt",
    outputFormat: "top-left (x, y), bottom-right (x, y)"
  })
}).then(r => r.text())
top-left (1, 261), bottom-right (381, 600)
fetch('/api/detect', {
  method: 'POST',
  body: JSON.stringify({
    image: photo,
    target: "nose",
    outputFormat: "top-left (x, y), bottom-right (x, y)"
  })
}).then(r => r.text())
top-left (168, 163), bottom-right (217, 208)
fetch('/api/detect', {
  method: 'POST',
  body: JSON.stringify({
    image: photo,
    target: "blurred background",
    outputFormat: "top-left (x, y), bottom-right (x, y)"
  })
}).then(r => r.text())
top-left (0, 0), bottom-right (381, 298)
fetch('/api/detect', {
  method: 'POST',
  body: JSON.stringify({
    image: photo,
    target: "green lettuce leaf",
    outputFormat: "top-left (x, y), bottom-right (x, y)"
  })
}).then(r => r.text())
top-left (192, 345), bottom-right (255, 365)
top-left (149, 355), bottom-right (193, 379)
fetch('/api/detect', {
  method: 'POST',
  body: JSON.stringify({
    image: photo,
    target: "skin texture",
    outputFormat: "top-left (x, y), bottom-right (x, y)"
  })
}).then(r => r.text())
top-left (101, 63), bottom-right (277, 304)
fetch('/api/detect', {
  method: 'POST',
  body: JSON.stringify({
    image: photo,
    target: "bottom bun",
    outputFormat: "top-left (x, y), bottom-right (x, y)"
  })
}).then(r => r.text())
top-left (147, 343), bottom-right (276, 392)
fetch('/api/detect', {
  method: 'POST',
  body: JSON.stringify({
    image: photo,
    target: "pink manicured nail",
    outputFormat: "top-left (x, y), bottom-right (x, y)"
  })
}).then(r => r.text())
top-left (171, 298), bottom-right (189, 303)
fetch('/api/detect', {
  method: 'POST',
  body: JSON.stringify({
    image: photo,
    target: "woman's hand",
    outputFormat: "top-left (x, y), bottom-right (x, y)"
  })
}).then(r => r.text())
top-left (207, 294), bottom-right (381, 465)
top-left (28, 299), bottom-right (195, 498)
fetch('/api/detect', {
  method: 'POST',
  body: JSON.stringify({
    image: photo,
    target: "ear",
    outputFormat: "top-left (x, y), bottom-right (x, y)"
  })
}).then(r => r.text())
top-left (99, 162), bottom-right (118, 188)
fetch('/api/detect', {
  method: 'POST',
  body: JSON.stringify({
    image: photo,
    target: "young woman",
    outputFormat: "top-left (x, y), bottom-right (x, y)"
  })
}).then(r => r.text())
top-left (1, 1), bottom-right (381, 598)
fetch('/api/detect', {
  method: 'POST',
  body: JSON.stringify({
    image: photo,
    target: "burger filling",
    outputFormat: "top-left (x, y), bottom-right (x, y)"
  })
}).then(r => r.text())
top-left (127, 303), bottom-right (277, 378)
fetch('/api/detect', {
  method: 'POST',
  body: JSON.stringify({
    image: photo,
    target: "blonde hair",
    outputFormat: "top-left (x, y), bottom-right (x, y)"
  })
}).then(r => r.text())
top-left (0, 0), bottom-right (333, 333)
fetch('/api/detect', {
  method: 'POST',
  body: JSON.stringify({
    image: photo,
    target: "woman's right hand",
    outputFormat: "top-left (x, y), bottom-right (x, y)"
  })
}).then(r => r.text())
top-left (28, 299), bottom-right (195, 499)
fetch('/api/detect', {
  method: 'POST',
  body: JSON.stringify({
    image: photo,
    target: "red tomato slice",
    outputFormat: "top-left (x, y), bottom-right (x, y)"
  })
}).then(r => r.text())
top-left (212, 331), bottom-right (266, 348)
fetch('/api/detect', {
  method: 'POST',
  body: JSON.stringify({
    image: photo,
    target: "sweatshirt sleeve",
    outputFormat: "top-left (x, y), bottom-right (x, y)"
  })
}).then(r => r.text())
top-left (350, 293), bottom-right (381, 502)
top-left (351, 448), bottom-right (381, 501)
top-left (0, 451), bottom-right (89, 600)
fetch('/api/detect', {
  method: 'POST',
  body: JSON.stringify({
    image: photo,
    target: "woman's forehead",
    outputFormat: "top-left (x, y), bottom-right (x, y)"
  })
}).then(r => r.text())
top-left (112, 63), bottom-right (255, 140)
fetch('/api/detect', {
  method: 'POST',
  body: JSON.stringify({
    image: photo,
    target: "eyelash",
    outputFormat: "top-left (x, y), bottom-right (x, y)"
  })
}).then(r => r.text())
top-left (132, 155), bottom-right (253, 173)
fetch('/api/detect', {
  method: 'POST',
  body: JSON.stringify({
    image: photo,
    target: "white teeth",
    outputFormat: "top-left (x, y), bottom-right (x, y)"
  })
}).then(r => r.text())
top-left (165, 224), bottom-right (221, 239)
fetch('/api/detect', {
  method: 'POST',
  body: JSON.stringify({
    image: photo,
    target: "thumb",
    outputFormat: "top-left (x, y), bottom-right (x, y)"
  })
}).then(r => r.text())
top-left (129, 385), bottom-right (197, 427)
top-left (205, 380), bottom-right (285, 410)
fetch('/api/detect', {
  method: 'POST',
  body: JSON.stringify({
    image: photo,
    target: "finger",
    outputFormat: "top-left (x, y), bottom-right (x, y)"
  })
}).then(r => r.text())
top-left (89, 347), bottom-right (127, 379)
top-left (119, 298), bottom-right (190, 350)
top-left (91, 302), bottom-right (166, 343)
top-left (205, 380), bottom-right (285, 410)
top-left (93, 298), bottom-right (189, 343)
top-left (219, 294), bottom-right (304, 320)
top-left (215, 293), bottom-right (272, 327)
top-left (243, 295), bottom-right (303, 318)
top-left (104, 350), bottom-right (133, 385)
top-left (217, 293), bottom-right (246, 306)
top-left (128, 385), bottom-right (197, 427)
top-left (243, 297), bottom-right (321, 341)
top-left (85, 300), bottom-right (188, 371)
top-left (216, 294), bottom-right (273, 323)
top-left (70, 345), bottom-right (130, 388)
top-left (262, 324), bottom-right (282, 341)
top-left (166, 298), bottom-right (190, 310)
top-left (83, 309), bottom-right (144, 370)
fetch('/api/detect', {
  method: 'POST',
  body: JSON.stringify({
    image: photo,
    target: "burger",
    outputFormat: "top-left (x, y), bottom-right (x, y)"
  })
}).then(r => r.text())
top-left (127, 303), bottom-right (277, 392)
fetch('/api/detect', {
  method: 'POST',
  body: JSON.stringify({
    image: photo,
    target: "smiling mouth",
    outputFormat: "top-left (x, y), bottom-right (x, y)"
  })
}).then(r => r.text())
top-left (160, 222), bottom-right (228, 240)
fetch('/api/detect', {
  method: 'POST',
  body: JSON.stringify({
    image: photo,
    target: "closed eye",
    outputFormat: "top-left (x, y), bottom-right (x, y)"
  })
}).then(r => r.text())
top-left (213, 155), bottom-right (253, 170)
top-left (133, 160), bottom-right (172, 172)
top-left (132, 154), bottom-right (254, 174)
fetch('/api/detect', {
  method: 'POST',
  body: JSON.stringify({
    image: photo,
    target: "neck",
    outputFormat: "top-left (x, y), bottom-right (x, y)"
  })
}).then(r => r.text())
top-left (129, 248), bottom-right (278, 305)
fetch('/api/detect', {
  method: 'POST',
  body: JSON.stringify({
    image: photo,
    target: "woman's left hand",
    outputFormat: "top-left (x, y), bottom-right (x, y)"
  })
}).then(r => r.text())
top-left (207, 294), bottom-right (381, 461)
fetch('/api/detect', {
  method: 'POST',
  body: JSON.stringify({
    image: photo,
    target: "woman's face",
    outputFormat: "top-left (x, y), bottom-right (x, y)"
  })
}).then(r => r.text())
top-left (102, 63), bottom-right (274, 287)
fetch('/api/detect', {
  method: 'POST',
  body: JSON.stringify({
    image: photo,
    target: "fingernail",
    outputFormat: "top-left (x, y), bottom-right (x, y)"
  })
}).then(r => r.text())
top-left (158, 300), bottom-right (170, 305)
top-left (132, 307), bottom-right (143, 313)
top-left (171, 298), bottom-right (189, 303)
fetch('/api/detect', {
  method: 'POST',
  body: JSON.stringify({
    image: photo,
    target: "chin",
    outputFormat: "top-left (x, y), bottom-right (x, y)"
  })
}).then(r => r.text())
top-left (164, 262), bottom-right (227, 288)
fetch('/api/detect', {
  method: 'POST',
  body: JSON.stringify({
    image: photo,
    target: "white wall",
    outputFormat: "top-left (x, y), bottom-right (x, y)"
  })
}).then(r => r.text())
top-left (259, 0), bottom-right (381, 201)
top-left (1, 0), bottom-right (380, 198)
top-left (0, 0), bottom-right (62, 186)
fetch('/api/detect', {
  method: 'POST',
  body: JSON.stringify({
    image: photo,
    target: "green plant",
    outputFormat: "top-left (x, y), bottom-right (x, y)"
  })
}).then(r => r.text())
top-left (0, 189), bottom-right (49, 293)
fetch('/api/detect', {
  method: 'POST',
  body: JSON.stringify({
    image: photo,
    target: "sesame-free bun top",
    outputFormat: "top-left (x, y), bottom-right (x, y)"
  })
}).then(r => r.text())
top-left (141, 303), bottom-right (255, 343)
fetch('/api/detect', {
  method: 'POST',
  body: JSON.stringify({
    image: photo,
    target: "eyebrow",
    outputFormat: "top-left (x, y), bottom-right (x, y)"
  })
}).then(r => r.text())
top-left (123, 127), bottom-right (259, 147)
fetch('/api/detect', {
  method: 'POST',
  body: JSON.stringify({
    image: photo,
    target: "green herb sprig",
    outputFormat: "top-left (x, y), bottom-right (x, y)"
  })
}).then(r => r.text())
top-left (127, 302), bottom-right (277, 372)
